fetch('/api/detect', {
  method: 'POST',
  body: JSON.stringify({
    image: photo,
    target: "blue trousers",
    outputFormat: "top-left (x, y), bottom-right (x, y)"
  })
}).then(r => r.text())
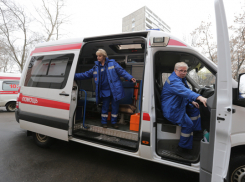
top-left (101, 96), bottom-right (120, 124)
top-left (178, 105), bottom-right (202, 149)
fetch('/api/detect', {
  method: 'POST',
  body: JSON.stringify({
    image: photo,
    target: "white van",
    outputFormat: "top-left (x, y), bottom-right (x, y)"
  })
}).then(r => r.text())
top-left (0, 73), bottom-right (21, 111)
top-left (15, 1), bottom-right (245, 181)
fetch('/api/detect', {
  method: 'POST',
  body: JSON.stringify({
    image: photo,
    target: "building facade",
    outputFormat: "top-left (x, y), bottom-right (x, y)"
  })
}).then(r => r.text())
top-left (122, 6), bottom-right (171, 33)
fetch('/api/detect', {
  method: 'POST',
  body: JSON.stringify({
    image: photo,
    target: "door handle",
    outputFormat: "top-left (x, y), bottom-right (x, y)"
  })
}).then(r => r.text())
top-left (59, 93), bottom-right (69, 96)
top-left (217, 117), bottom-right (225, 121)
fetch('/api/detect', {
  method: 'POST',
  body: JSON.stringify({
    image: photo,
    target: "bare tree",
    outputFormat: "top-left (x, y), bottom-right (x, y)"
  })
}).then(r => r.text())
top-left (229, 6), bottom-right (245, 80)
top-left (190, 21), bottom-right (217, 64)
top-left (35, 0), bottom-right (69, 42)
top-left (0, 40), bottom-right (8, 72)
top-left (0, 0), bottom-right (42, 72)
top-left (190, 7), bottom-right (245, 81)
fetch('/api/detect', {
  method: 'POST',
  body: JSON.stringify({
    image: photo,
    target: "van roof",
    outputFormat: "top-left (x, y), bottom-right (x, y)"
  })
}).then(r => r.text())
top-left (34, 30), bottom-right (182, 48)
top-left (35, 38), bottom-right (84, 48)
top-left (0, 73), bottom-right (21, 77)
top-left (0, 73), bottom-right (21, 80)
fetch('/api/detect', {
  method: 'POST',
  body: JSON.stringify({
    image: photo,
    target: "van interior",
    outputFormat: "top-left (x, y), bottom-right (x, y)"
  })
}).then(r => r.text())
top-left (154, 52), bottom-right (215, 163)
top-left (72, 38), bottom-right (145, 151)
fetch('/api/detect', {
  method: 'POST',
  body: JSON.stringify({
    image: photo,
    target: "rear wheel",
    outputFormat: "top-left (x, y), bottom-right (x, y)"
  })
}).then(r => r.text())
top-left (230, 154), bottom-right (245, 182)
top-left (32, 132), bottom-right (55, 148)
top-left (6, 102), bottom-right (16, 112)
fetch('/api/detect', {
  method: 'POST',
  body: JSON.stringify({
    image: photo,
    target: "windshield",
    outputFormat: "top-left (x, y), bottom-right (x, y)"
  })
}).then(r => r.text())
top-left (239, 74), bottom-right (245, 98)
top-left (188, 67), bottom-right (215, 88)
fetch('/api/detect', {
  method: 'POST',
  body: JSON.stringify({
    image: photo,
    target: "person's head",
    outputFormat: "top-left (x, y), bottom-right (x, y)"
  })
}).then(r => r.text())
top-left (174, 62), bottom-right (188, 78)
top-left (96, 49), bottom-right (107, 62)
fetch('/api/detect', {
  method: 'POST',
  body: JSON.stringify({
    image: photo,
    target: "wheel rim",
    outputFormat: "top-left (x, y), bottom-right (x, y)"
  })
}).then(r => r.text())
top-left (8, 103), bottom-right (16, 111)
top-left (231, 165), bottom-right (245, 182)
top-left (36, 133), bottom-right (48, 143)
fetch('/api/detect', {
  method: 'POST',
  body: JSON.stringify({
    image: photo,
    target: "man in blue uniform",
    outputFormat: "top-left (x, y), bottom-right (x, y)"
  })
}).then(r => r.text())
top-left (161, 62), bottom-right (207, 159)
top-left (75, 49), bottom-right (136, 129)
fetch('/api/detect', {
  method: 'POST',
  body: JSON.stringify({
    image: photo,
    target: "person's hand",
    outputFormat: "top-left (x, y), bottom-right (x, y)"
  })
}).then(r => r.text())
top-left (197, 96), bottom-right (207, 107)
top-left (192, 101), bottom-right (199, 108)
top-left (131, 78), bottom-right (136, 83)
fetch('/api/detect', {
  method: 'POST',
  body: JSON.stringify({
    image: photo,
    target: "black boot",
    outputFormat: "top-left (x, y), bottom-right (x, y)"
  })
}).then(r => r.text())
top-left (175, 146), bottom-right (193, 160)
top-left (111, 124), bottom-right (119, 129)
top-left (193, 131), bottom-right (203, 141)
top-left (102, 124), bottom-right (108, 128)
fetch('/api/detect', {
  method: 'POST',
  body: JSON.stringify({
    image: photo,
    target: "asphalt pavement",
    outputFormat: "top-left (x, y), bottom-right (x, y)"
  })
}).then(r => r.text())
top-left (0, 107), bottom-right (199, 182)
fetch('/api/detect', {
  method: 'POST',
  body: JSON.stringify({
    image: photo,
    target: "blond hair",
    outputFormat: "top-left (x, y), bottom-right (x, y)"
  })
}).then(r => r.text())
top-left (174, 62), bottom-right (188, 70)
top-left (96, 49), bottom-right (107, 57)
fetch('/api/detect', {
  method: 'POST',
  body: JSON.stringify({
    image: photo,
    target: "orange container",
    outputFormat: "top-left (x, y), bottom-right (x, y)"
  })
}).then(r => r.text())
top-left (107, 112), bottom-right (111, 121)
top-left (130, 113), bottom-right (140, 131)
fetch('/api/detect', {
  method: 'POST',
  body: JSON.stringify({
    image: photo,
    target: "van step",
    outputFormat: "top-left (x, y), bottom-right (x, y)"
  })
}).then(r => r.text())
top-left (72, 130), bottom-right (138, 149)
top-left (74, 123), bottom-right (138, 141)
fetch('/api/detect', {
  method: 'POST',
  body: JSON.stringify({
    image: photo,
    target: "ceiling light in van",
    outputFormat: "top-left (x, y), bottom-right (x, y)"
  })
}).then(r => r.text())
top-left (119, 44), bottom-right (142, 50)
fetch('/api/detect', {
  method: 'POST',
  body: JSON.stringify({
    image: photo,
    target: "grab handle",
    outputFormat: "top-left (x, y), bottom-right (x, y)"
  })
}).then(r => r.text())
top-left (79, 89), bottom-right (88, 129)
top-left (59, 93), bottom-right (69, 96)
top-left (139, 80), bottom-right (143, 111)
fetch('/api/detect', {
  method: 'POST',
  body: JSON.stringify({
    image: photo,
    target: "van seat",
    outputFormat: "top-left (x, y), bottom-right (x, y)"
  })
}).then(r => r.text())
top-left (155, 76), bottom-right (177, 126)
top-left (119, 81), bottom-right (136, 114)
top-left (119, 81), bottom-right (135, 104)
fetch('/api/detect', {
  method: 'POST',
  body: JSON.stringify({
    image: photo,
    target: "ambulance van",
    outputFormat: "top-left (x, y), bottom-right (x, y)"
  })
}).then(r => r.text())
top-left (0, 73), bottom-right (20, 111)
top-left (15, 0), bottom-right (245, 181)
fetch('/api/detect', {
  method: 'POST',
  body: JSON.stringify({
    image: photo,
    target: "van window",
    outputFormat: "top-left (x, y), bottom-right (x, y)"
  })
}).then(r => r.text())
top-left (24, 54), bottom-right (74, 89)
top-left (162, 73), bottom-right (171, 86)
top-left (2, 81), bottom-right (19, 91)
top-left (188, 67), bottom-right (215, 88)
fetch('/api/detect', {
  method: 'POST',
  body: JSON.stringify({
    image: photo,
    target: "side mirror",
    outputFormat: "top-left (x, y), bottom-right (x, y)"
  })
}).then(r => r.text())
top-left (238, 73), bottom-right (245, 99)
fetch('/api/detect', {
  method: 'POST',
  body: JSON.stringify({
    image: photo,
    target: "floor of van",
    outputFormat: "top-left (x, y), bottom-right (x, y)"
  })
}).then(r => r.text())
top-left (76, 117), bottom-right (134, 132)
top-left (157, 139), bottom-right (200, 163)
top-left (73, 118), bottom-right (139, 151)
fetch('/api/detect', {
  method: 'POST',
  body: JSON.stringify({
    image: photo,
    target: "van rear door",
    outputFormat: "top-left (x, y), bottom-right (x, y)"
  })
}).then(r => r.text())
top-left (19, 43), bottom-right (82, 141)
top-left (200, 0), bottom-right (233, 181)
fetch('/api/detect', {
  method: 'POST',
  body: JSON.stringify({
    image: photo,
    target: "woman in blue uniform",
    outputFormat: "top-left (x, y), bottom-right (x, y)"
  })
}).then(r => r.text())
top-left (75, 49), bottom-right (136, 129)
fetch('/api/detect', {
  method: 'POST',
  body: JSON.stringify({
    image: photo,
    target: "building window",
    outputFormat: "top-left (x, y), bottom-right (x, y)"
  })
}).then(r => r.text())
top-left (132, 18), bottom-right (135, 22)
top-left (146, 24), bottom-right (152, 29)
top-left (132, 27), bottom-right (134, 31)
top-left (132, 22), bottom-right (135, 28)
top-left (146, 17), bottom-right (152, 24)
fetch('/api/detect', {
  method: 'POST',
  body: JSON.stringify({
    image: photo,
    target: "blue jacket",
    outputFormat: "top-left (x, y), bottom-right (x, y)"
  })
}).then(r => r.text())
top-left (75, 58), bottom-right (133, 104)
top-left (161, 72), bottom-right (200, 126)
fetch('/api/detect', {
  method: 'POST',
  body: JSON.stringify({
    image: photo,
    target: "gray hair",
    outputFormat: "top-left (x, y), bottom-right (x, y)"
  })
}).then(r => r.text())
top-left (174, 62), bottom-right (188, 70)
top-left (96, 49), bottom-right (107, 57)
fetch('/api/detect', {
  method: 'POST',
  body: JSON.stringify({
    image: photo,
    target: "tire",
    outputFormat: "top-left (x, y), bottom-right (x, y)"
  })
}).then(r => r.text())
top-left (32, 132), bottom-right (55, 148)
top-left (6, 102), bottom-right (16, 112)
top-left (229, 154), bottom-right (245, 182)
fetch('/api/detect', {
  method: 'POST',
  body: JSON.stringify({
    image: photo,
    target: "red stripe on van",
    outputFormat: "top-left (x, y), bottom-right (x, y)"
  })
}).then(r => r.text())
top-left (19, 94), bottom-right (70, 110)
top-left (0, 76), bottom-right (20, 80)
top-left (143, 113), bottom-right (150, 121)
top-left (168, 39), bottom-right (186, 47)
top-left (0, 91), bottom-right (18, 94)
top-left (30, 43), bottom-right (83, 56)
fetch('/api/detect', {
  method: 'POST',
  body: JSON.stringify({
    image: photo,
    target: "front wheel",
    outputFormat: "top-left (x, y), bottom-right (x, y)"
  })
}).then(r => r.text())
top-left (230, 154), bottom-right (245, 182)
top-left (32, 132), bottom-right (55, 148)
top-left (6, 102), bottom-right (16, 112)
